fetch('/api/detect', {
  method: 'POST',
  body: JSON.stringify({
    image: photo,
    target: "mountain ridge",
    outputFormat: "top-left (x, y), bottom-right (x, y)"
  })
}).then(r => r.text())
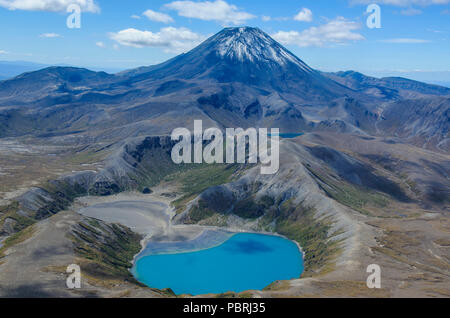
top-left (0, 27), bottom-right (448, 150)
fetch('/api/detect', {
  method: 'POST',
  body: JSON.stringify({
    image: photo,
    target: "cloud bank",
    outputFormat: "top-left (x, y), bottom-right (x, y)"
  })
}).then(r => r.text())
top-left (272, 17), bottom-right (364, 47)
top-left (39, 33), bottom-right (61, 38)
top-left (165, 0), bottom-right (255, 25)
top-left (351, 0), bottom-right (450, 6)
top-left (381, 38), bottom-right (431, 43)
top-left (143, 9), bottom-right (174, 24)
top-left (109, 27), bottom-right (206, 53)
top-left (0, 0), bottom-right (99, 12)
top-left (294, 8), bottom-right (313, 22)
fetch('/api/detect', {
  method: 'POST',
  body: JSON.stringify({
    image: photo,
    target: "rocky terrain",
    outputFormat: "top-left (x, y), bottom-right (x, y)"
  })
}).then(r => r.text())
top-left (0, 27), bottom-right (448, 298)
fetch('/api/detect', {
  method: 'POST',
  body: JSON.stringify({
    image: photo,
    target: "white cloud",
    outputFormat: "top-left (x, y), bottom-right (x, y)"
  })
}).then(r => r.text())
top-left (131, 14), bottom-right (141, 19)
top-left (272, 17), bottom-right (365, 47)
top-left (400, 7), bottom-right (423, 15)
top-left (294, 8), bottom-right (313, 22)
top-left (0, 50), bottom-right (7, 54)
top-left (39, 33), bottom-right (61, 38)
top-left (426, 28), bottom-right (445, 33)
top-left (96, 41), bottom-right (105, 48)
top-left (109, 27), bottom-right (206, 53)
top-left (165, 0), bottom-right (255, 25)
top-left (351, 0), bottom-right (450, 6)
top-left (143, 9), bottom-right (174, 23)
top-left (261, 15), bottom-right (290, 22)
top-left (0, 0), bottom-right (99, 12)
top-left (380, 38), bottom-right (431, 43)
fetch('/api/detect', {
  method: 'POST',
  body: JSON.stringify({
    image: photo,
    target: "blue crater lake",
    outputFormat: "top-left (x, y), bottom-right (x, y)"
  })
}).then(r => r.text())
top-left (268, 133), bottom-right (304, 139)
top-left (132, 233), bottom-right (303, 296)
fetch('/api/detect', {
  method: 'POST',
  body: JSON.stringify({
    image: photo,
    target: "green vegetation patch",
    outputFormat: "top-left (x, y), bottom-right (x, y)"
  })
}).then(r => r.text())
top-left (169, 164), bottom-right (242, 213)
top-left (0, 224), bottom-right (36, 258)
top-left (232, 197), bottom-right (266, 219)
top-left (70, 220), bottom-right (143, 281)
top-left (35, 181), bottom-right (88, 220)
top-left (188, 199), bottom-right (217, 223)
top-left (263, 280), bottom-right (291, 291)
top-left (306, 166), bottom-right (389, 216)
top-left (176, 164), bottom-right (239, 196)
top-left (0, 201), bottom-right (36, 233)
top-left (233, 195), bottom-right (275, 220)
top-left (272, 201), bottom-right (341, 276)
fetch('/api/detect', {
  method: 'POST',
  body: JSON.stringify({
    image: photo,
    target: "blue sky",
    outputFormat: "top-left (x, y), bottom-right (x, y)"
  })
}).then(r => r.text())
top-left (0, 0), bottom-right (449, 82)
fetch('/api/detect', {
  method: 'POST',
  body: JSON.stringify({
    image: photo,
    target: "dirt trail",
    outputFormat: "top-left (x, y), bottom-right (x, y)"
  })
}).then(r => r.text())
top-left (0, 210), bottom-right (162, 298)
top-left (0, 211), bottom-right (81, 297)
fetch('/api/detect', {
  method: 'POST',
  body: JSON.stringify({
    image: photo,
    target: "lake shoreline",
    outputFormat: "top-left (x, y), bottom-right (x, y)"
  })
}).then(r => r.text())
top-left (133, 232), bottom-right (304, 296)
top-left (71, 188), bottom-right (305, 294)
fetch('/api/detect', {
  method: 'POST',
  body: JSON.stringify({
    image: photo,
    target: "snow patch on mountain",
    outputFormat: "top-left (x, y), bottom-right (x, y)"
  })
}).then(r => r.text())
top-left (211, 27), bottom-right (312, 73)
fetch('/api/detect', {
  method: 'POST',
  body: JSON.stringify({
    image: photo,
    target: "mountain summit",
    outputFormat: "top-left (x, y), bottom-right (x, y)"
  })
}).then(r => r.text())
top-left (0, 27), bottom-right (447, 149)
top-left (0, 27), bottom-right (374, 137)
top-left (203, 27), bottom-right (313, 72)
top-left (125, 26), bottom-right (352, 99)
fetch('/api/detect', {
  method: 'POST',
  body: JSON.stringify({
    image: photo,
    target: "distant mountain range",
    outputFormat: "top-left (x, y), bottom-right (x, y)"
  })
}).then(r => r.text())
top-left (0, 61), bottom-right (49, 80)
top-left (0, 60), bottom-right (123, 80)
top-left (0, 27), bottom-right (448, 151)
top-left (430, 81), bottom-right (450, 88)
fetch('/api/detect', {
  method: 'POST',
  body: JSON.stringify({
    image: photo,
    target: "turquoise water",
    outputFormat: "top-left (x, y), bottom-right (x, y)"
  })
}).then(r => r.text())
top-left (133, 233), bottom-right (303, 296)
top-left (268, 133), bottom-right (304, 139)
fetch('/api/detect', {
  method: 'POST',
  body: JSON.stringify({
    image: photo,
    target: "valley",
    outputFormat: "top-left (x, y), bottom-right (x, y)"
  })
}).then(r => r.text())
top-left (0, 27), bottom-right (448, 298)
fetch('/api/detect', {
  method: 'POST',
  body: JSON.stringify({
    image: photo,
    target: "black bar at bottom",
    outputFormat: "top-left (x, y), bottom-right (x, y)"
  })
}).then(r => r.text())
top-left (0, 298), bottom-right (446, 316)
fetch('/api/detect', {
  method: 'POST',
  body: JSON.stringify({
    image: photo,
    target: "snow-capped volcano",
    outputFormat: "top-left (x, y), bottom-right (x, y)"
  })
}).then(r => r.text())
top-left (209, 27), bottom-right (313, 72)
top-left (125, 26), bottom-right (338, 91)
top-left (0, 27), bottom-right (447, 148)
